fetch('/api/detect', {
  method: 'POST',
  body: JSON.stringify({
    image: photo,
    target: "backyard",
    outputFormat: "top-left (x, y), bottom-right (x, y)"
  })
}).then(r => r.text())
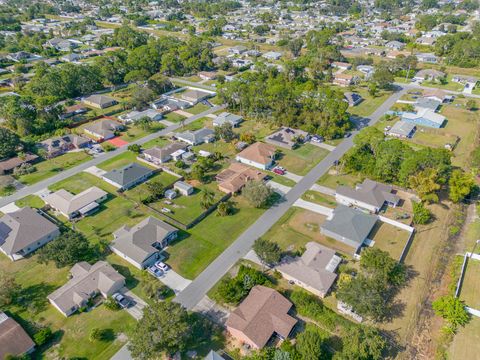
top-left (458, 257), bottom-right (480, 310)
top-left (367, 221), bottom-right (411, 260)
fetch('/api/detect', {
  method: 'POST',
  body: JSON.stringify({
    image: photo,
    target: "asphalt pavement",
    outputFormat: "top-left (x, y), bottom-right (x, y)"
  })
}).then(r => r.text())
top-left (174, 86), bottom-right (407, 310)
top-left (0, 104), bottom-right (225, 207)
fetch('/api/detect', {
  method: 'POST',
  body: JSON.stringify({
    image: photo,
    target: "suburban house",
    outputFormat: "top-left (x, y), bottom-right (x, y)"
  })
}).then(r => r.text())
top-left (276, 242), bottom-right (342, 298)
top-left (344, 92), bottom-right (363, 106)
top-left (39, 134), bottom-right (91, 158)
top-left (0, 312), bottom-right (35, 359)
top-left (213, 112), bottom-right (244, 127)
top-left (229, 45), bottom-right (247, 54)
top-left (84, 118), bottom-right (124, 141)
top-left (0, 207), bottom-right (60, 261)
top-left (102, 163), bottom-right (154, 190)
top-left (152, 97), bottom-right (191, 111)
top-left (175, 128), bottom-right (215, 146)
top-left (174, 181), bottom-right (194, 196)
top-left (263, 51), bottom-right (283, 60)
top-left (119, 109), bottom-right (163, 124)
top-left (416, 53), bottom-right (438, 63)
top-left (320, 205), bottom-right (378, 254)
top-left (336, 179), bottom-right (400, 213)
top-left (226, 285), bottom-right (297, 349)
top-left (44, 187), bottom-right (108, 219)
top-left (110, 217), bottom-right (178, 269)
top-left (205, 350), bottom-right (226, 360)
top-left (181, 89), bottom-right (214, 105)
top-left (83, 94), bottom-right (118, 109)
top-left (423, 89), bottom-right (454, 103)
top-left (143, 142), bottom-right (188, 164)
top-left (413, 69), bottom-right (445, 82)
top-left (331, 61), bottom-right (352, 70)
top-left (385, 40), bottom-right (405, 50)
top-left (401, 105), bottom-right (446, 128)
top-left (387, 120), bottom-right (416, 138)
top-left (235, 142), bottom-right (276, 170)
top-left (0, 153), bottom-right (39, 175)
top-left (333, 73), bottom-right (358, 87)
top-left (47, 261), bottom-right (125, 317)
top-left (198, 71), bottom-right (218, 80)
top-left (61, 104), bottom-right (88, 119)
top-left (216, 162), bottom-right (266, 193)
top-left (265, 127), bottom-right (309, 149)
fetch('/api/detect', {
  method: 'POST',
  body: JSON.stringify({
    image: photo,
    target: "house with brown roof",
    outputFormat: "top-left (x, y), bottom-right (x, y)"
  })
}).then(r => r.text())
top-left (226, 285), bottom-right (297, 349)
top-left (0, 207), bottom-right (60, 261)
top-left (333, 73), bottom-right (358, 87)
top-left (181, 89), bottom-right (214, 105)
top-left (39, 134), bottom-right (91, 158)
top-left (0, 312), bottom-right (35, 359)
top-left (216, 162), bottom-right (266, 193)
top-left (44, 186), bottom-right (108, 219)
top-left (235, 142), bottom-right (276, 170)
top-left (83, 94), bottom-right (117, 109)
top-left (84, 118), bottom-right (124, 141)
top-left (276, 242), bottom-right (341, 298)
top-left (0, 153), bottom-right (39, 175)
top-left (48, 261), bottom-right (125, 317)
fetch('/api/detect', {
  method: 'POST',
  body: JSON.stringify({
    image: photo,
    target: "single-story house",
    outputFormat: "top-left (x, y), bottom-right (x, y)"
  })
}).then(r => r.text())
top-left (181, 89), bottom-right (214, 105)
top-left (0, 153), bottom-right (39, 175)
top-left (205, 350), bottom-right (226, 360)
top-left (401, 107), bottom-right (446, 128)
top-left (387, 120), bottom-right (416, 138)
top-left (175, 128), bottom-right (215, 146)
top-left (228, 45), bottom-right (247, 55)
top-left (119, 109), bottom-right (163, 124)
top-left (413, 69), bottom-right (445, 82)
top-left (0, 312), bottom-right (35, 359)
top-left (44, 186), bottom-right (108, 219)
top-left (174, 181), bottom-right (194, 196)
top-left (344, 92), bottom-right (363, 106)
top-left (265, 127), bottom-right (309, 149)
top-left (102, 163), bottom-right (154, 191)
top-left (385, 40), bottom-right (405, 50)
top-left (110, 217), bottom-right (178, 269)
top-left (61, 53), bottom-right (83, 63)
top-left (0, 207), bottom-right (60, 261)
top-left (452, 74), bottom-right (478, 84)
top-left (331, 61), bottom-right (352, 70)
top-left (198, 71), bottom-right (218, 80)
top-left (83, 94), bottom-right (118, 109)
top-left (216, 162), bottom-right (266, 193)
top-left (262, 51), bottom-right (283, 61)
top-left (416, 36), bottom-right (436, 46)
top-left (416, 53), bottom-right (438, 63)
top-left (84, 118), bottom-right (124, 141)
top-left (235, 142), bottom-right (276, 170)
top-left (276, 242), bottom-right (341, 298)
top-left (213, 112), bottom-right (243, 127)
top-left (333, 73), bottom-right (358, 87)
top-left (165, 189), bottom-right (177, 200)
top-left (61, 104), bottom-right (88, 119)
top-left (423, 89), bottom-right (454, 103)
top-left (143, 142), bottom-right (188, 164)
top-left (39, 134), bottom-right (91, 158)
top-left (336, 179), bottom-right (400, 213)
top-left (48, 261), bottom-right (125, 317)
top-left (226, 285), bottom-right (297, 349)
top-left (151, 97), bottom-right (191, 111)
top-left (320, 205), bottom-right (378, 254)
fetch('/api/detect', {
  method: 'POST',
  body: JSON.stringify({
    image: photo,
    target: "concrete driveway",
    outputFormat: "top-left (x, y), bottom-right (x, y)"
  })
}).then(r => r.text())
top-left (266, 180), bottom-right (292, 195)
top-left (293, 198), bottom-right (334, 217)
top-left (192, 296), bottom-right (230, 326)
top-left (83, 166), bottom-right (107, 178)
top-left (121, 288), bottom-right (147, 321)
top-left (159, 270), bottom-right (191, 294)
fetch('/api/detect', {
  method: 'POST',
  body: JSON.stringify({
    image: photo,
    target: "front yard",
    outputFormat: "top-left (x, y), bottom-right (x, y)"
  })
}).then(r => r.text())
top-left (97, 151), bottom-right (155, 171)
top-left (276, 144), bottom-right (330, 176)
top-left (119, 122), bottom-right (165, 142)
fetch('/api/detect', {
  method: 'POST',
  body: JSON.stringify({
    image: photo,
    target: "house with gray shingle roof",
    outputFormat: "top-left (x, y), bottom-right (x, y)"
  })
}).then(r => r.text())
top-left (44, 187), bottom-right (108, 219)
top-left (0, 207), bottom-right (60, 261)
top-left (320, 205), bottom-right (377, 254)
top-left (83, 94), bottom-right (117, 109)
top-left (110, 217), bottom-right (178, 269)
top-left (213, 112), bottom-right (243, 127)
top-left (102, 163), bottom-right (154, 190)
top-left (175, 128), bottom-right (215, 146)
top-left (47, 261), bottom-right (125, 317)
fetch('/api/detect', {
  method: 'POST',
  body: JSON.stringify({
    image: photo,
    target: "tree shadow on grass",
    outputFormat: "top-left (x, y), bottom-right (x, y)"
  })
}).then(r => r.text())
top-left (17, 283), bottom-right (57, 315)
top-left (110, 264), bottom-right (139, 290)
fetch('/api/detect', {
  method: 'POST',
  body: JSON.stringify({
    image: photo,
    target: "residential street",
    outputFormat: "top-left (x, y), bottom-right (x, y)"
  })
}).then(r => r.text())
top-left (174, 86), bottom-right (407, 309)
top-left (0, 105), bottom-right (225, 207)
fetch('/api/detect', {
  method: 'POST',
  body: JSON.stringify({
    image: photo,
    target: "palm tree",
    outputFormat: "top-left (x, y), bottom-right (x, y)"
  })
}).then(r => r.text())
top-left (200, 189), bottom-right (215, 210)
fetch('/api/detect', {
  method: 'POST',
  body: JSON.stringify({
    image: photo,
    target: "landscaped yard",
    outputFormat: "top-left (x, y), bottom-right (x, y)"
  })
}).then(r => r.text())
top-left (186, 102), bottom-right (211, 115)
top-left (124, 171), bottom-right (180, 202)
top-left (16, 151), bottom-right (92, 185)
top-left (164, 112), bottom-right (187, 123)
top-left (317, 171), bottom-right (363, 189)
top-left (276, 144), bottom-right (330, 176)
top-left (367, 221), bottom-right (411, 260)
top-left (142, 136), bottom-right (171, 149)
top-left (15, 194), bottom-right (45, 209)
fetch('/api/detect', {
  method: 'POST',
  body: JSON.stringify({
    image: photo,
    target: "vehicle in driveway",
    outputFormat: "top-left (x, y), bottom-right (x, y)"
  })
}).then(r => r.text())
top-left (311, 135), bottom-right (324, 143)
top-left (273, 167), bottom-right (285, 175)
top-left (155, 261), bottom-right (169, 272)
top-left (148, 265), bottom-right (163, 278)
top-left (113, 292), bottom-right (131, 309)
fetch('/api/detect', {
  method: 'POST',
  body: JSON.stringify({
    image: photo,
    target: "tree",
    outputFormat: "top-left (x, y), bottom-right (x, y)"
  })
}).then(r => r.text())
top-left (296, 329), bottom-right (323, 359)
top-left (33, 327), bottom-right (53, 346)
top-left (372, 63), bottom-right (394, 88)
top-left (217, 201), bottom-right (232, 216)
top-left (214, 122), bottom-right (236, 142)
top-left (368, 82), bottom-right (378, 97)
top-left (449, 169), bottom-right (476, 203)
top-left (360, 248), bottom-right (406, 287)
top-left (338, 326), bottom-right (387, 360)
top-left (412, 200), bottom-right (432, 225)
top-left (104, 296), bottom-right (121, 311)
top-left (288, 38), bottom-right (304, 57)
top-left (201, 189), bottom-right (215, 209)
top-left (129, 302), bottom-right (192, 358)
top-left (408, 168), bottom-right (441, 203)
top-left (89, 328), bottom-right (106, 342)
top-left (128, 144), bottom-right (142, 153)
top-left (253, 238), bottom-right (282, 266)
top-left (130, 88), bottom-right (155, 110)
top-left (432, 295), bottom-right (470, 332)
top-left (37, 230), bottom-right (93, 268)
top-left (0, 270), bottom-right (19, 306)
top-left (466, 99), bottom-right (477, 111)
top-left (242, 180), bottom-right (273, 208)
top-left (0, 127), bottom-right (20, 158)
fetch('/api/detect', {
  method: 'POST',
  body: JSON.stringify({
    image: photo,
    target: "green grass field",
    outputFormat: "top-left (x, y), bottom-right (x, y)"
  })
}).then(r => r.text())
top-left (17, 152), bottom-right (92, 185)
top-left (348, 88), bottom-right (393, 117)
top-left (15, 194), bottom-right (45, 209)
top-left (97, 151), bottom-right (155, 171)
top-left (301, 190), bottom-right (337, 208)
top-left (119, 122), bottom-right (164, 142)
top-left (186, 103), bottom-right (211, 115)
top-left (276, 144), bottom-right (330, 176)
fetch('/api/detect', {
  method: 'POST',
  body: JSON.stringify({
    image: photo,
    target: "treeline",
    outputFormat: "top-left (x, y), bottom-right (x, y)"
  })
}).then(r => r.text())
top-left (181, 0), bottom-right (241, 17)
top-left (435, 23), bottom-right (480, 67)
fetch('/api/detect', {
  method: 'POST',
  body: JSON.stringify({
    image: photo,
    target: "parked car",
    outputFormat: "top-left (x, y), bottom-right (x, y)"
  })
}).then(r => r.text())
top-left (112, 292), bottom-right (130, 309)
top-left (273, 167), bottom-right (285, 175)
top-left (155, 261), bottom-right (169, 272)
top-left (311, 135), bottom-right (324, 143)
top-left (148, 265), bottom-right (163, 278)
top-left (344, 132), bottom-right (352, 138)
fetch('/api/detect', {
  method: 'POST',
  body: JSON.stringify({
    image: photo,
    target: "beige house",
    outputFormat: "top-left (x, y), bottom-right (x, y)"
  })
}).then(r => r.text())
top-left (216, 162), bottom-right (266, 193)
top-left (44, 186), bottom-right (108, 219)
top-left (235, 142), bottom-right (276, 170)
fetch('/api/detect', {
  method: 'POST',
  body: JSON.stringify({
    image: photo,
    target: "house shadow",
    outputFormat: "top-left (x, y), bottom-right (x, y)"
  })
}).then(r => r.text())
top-left (110, 264), bottom-right (139, 290)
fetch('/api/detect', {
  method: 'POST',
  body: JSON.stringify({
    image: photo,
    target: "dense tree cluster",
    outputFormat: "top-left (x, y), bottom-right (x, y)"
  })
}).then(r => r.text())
top-left (435, 24), bottom-right (480, 67)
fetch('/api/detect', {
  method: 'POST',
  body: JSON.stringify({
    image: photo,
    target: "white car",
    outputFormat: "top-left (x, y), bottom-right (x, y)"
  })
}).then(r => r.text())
top-left (148, 266), bottom-right (163, 278)
top-left (155, 261), bottom-right (169, 272)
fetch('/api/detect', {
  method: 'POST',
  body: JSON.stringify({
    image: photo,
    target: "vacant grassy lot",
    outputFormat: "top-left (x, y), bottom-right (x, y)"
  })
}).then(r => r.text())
top-left (317, 171), bottom-right (363, 189)
top-left (97, 151), bottom-right (155, 171)
top-left (368, 221), bottom-right (411, 260)
top-left (17, 152), bottom-right (92, 185)
top-left (164, 112), bottom-right (186, 123)
top-left (301, 190), bottom-right (337, 208)
top-left (449, 316), bottom-right (480, 360)
top-left (167, 196), bottom-right (266, 279)
top-left (142, 137), bottom-right (170, 149)
top-left (276, 144), bottom-right (330, 176)
top-left (186, 103), bottom-right (211, 115)
top-left (234, 119), bottom-right (276, 140)
top-left (119, 122), bottom-right (164, 142)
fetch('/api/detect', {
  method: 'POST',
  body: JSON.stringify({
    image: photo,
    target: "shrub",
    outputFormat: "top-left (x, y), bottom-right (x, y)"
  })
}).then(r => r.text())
top-left (412, 200), bottom-right (432, 225)
top-left (33, 327), bottom-right (53, 346)
top-left (104, 296), bottom-right (121, 311)
top-left (101, 142), bottom-right (116, 152)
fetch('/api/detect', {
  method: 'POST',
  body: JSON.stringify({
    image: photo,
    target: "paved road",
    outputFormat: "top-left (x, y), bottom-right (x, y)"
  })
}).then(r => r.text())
top-left (174, 86), bottom-right (407, 310)
top-left (0, 105), bottom-right (225, 207)
top-left (396, 82), bottom-right (480, 99)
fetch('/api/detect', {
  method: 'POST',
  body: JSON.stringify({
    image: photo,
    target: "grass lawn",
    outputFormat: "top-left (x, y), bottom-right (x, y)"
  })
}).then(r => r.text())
top-left (193, 140), bottom-right (237, 158)
top-left (348, 88), bottom-right (392, 117)
top-left (276, 144), bottom-right (330, 176)
top-left (15, 194), bottom-right (45, 209)
top-left (317, 171), bottom-right (363, 189)
top-left (166, 195), bottom-right (266, 279)
top-left (97, 151), bottom-right (155, 171)
top-left (119, 122), bottom-right (164, 142)
top-left (368, 221), bottom-right (411, 260)
top-left (164, 112), bottom-right (186, 123)
top-left (449, 316), bottom-right (480, 360)
top-left (234, 119), bottom-right (276, 140)
top-left (268, 174), bottom-right (297, 187)
top-left (459, 258), bottom-right (480, 309)
top-left (301, 190), bottom-right (337, 208)
top-left (421, 75), bottom-right (464, 92)
top-left (186, 103), bottom-right (211, 115)
top-left (124, 171), bottom-right (180, 202)
top-left (142, 137), bottom-right (170, 149)
top-left (17, 152), bottom-right (92, 185)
